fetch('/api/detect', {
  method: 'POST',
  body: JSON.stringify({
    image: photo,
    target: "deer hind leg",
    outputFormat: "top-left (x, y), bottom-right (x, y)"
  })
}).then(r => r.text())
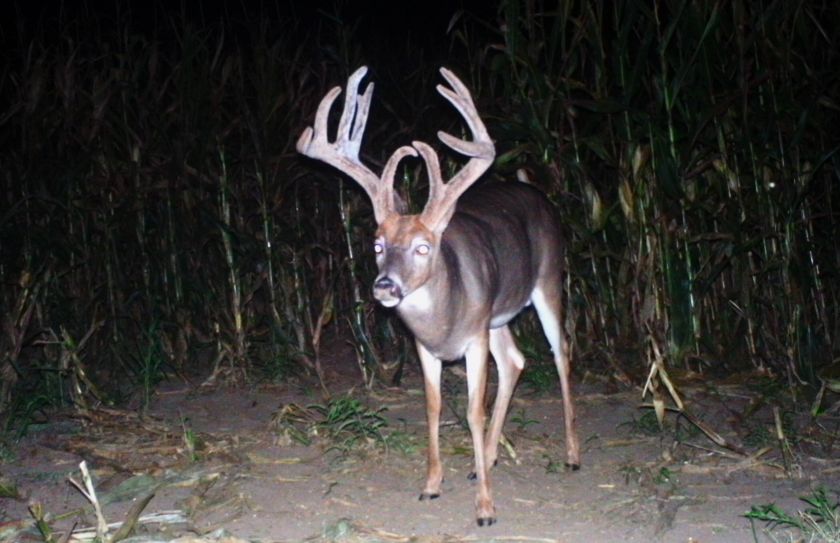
top-left (416, 342), bottom-right (444, 499)
top-left (464, 334), bottom-right (495, 526)
top-left (531, 286), bottom-right (580, 469)
top-left (485, 325), bottom-right (524, 469)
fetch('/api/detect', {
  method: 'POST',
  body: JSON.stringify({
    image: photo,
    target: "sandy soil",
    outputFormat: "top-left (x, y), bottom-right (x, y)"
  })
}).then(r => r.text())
top-left (2, 354), bottom-right (839, 542)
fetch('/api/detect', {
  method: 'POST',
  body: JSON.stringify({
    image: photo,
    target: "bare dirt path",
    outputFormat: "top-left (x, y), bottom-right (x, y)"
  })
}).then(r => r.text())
top-left (2, 360), bottom-right (838, 542)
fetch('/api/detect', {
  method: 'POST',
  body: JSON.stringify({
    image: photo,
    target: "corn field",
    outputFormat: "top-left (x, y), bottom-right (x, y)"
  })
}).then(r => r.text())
top-left (1, 0), bottom-right (838, 429)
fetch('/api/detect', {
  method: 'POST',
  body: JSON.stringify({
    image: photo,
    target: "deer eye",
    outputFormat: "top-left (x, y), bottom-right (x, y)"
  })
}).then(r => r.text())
top-left (415, 243), bottom-right (430, 256)
top-left (373, 242), bottom-right (384, 255)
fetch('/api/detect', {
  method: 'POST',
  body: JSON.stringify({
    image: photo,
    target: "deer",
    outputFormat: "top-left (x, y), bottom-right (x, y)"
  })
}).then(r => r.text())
top-left (296, 66), bottom-right (579, 527)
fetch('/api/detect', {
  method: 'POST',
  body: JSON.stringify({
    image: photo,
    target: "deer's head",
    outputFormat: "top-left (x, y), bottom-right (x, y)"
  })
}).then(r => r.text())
top-left (297, 67), bottom-right (495, 309)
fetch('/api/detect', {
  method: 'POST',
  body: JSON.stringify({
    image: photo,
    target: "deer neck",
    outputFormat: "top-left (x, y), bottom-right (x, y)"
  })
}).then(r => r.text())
top-left (396, 232), bottom-right (482, 360)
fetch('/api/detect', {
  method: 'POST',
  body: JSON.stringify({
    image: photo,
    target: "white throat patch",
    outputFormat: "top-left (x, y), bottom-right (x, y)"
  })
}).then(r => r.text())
top-left (399, 285), bottom-right (433, 313)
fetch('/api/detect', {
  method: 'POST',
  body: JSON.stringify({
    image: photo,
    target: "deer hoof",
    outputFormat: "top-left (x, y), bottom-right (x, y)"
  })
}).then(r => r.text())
top-left (467, 471), bottom-right (477, 481)
top-left (477, 516), bottom-right (496, 527)
top-left (419, 492), bottom-right (440, 501)
top-left (565, 462), bottom-right (581, 471)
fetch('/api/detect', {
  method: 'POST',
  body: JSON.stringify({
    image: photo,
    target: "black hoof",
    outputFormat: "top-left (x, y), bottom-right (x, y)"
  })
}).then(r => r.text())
top-left (419, 492), bottom-right (440, 501)
top-left (565, 462), bottom-right (581, 471)
top-left (477, 517), bottom-right (496, 527)
top-left (467, 471), bottom-right (477, 481)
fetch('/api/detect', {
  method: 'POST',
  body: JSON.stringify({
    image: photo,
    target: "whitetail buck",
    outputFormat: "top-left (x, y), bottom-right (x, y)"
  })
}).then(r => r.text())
top-left (297, 66), bottom-right (579, 526)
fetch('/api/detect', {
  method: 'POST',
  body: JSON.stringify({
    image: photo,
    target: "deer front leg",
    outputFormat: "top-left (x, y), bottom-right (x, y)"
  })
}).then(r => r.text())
top-left (465, 334), bottom-right (495, 526)
top-left (416, 342), bottom-right (443, 500)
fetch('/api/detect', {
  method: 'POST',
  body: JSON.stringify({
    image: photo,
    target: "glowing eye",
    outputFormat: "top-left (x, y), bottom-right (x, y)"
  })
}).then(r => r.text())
top-left (373, 242), bottom-right (384, 254)
top-left (415, 244), bottom-right (430, 256)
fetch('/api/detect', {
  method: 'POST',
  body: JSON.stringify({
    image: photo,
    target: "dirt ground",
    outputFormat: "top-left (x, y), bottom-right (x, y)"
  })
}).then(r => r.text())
top-left (2, 348), bottom-right (839, 543)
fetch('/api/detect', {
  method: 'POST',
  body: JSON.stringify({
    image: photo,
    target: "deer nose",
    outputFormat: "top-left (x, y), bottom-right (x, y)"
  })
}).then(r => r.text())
top-left (373, 276), bottom-right (402, 300)
top-left (374, 276), bottom-right (396, 293)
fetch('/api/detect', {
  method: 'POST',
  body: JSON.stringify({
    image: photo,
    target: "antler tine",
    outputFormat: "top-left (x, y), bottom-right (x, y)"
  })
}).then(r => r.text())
top-left (435, 68), bottom-right (494, 159)
top-left (297, 66), bottom-right (402, 223)
top-left (374, 145), bottom-right (417, 222)
top-left (418, 68), bottom-right (496, 232)
top-left (336, 67), bottom-right (374, 161)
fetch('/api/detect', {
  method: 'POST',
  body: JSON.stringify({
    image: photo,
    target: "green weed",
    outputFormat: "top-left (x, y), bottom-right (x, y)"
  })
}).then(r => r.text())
top-left (139, 322), bottom-right (168, 412)
top-left (521, 363), bottom-right (558, 394)
top-left (29, 502), bottom-right (58, 543)
top-left (181, 417), bottom-right (200, 462)
top-left (382, 428), bottom-right (420, 456)
top-left (619, 464), bottom-right (679, 489)
top-left (510, 408), bottom-right (539, 431)
top-left (309, 397), bottom-right (389, 454)
top-left (543, 454), bottom-right (563, 474)
top-left (0, 475), bottom-right (20, 499)
top-left (746, 487), bottom-right (840, 543)
top-left (619, 411), bottom-right (664, 437)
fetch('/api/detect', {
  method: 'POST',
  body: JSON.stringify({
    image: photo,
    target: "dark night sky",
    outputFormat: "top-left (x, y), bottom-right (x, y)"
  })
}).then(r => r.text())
top-left (2, 1), bottom-right (497, 58)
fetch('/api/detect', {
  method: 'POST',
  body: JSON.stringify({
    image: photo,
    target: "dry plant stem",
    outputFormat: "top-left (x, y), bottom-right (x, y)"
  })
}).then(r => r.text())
top-left (256, 170), bottom-right (287, 346)
top-left (165, 178), bottom-right (183, 307)
top-left (499, 433), bottom-right (518, 464)
top-left (642, 323), bottom-right (684, 428)
top-left (811, 382), bottom-right (826, 417)
top-left (132, 147), bottom-right (151, 308)
top-left (773, 406), bottom-right (794, 477)
top-left (681, 442), bottom-right (772, 464)
top-left (287, 191), bottom-right (338, 377)
top-left (292, 188), bottom-right (313, 358)
top-left (70, 511), bottom-right (188, 542)
top-left (338, 180), bottom-right (377, 388)
top-left (641, 402), bottom-right (746, 456)
top-left (0, 270), bottom-right (44, 414)
top-left (68, 461), bottom-right (108, 540)
top-left (53, 322), bottom-right (105, 412)
top-left (108, 489), bottom-right (157, 541)
top-left (310, 290), bottom-right (334, 397)
top-left (679, 408), bottom-right (745, 455)
top-left (217, 148), bottom-right (248, 373)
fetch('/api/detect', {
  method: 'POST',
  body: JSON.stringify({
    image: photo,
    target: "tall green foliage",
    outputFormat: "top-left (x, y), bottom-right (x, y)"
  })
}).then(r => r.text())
top-left (450, 0), bottom-right (839, 385)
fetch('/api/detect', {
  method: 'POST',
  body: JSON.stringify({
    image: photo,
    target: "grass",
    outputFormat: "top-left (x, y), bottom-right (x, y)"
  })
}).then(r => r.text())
top-left (271, 397), bottom-right (418, 456)
top-left (28, 502), bottom-right (57, 543)
top-left (271, 402), bottom-right (319, 446)
top-left (3, 393), bottom-right (51, 439)
top-left (381, 426), bottom-right (421, 456)
top-left (542, 453), bottom-right (563, 474)
top-left (520, 362), bottom-right (558, 394)
top-left (310, 397), bottom-right (389, 454)
top-left (181, 417), bottom-right (200, 463)
top-left (747, 487), bottom-right (840, 543)
top-left (138, 322), bottom-right (168, 412)
top-left (509, 408), bottom-right (539, 431)
top-left (619, 463), bottom-right (680, 491)
top-left (0, 475), bottom-right (20, 499)
top-left (619, 411), bottom-right (665, 437)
